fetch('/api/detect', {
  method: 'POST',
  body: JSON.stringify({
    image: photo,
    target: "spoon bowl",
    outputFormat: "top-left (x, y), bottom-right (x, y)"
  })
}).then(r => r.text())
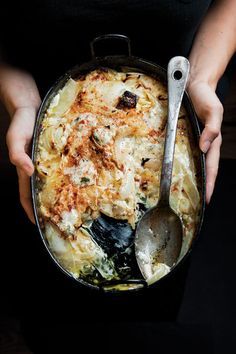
top-left (135, 205), bottom-right (183, 266)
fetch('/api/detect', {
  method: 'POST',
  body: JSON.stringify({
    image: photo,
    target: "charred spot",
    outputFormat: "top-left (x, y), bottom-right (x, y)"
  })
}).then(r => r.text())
top-left (90, 138), bottom-right (101, 153)
top-left (122, 73), bottom-right (131, 83)
top-left (93, 134), bottom-right (100, 143)
top-left (73, 116), bottom-right (81, 124)
top-left (105, 125), bottom-right (110, 129)
top-left (90, 140), bottom-right (102, 156)
top-left (158, 117), bottom-right (167, 132)
top-left (63, 145), bottom-right (70, 155)
top-left (94, 147), bottom-right (101, 154)
top-left (141, 158), bottom-right (150, 166)
top-left (140, 180), bottom-right (148, 191)
top-left (76, 91), bottom-right (86, 106)
top-left (116, 91), bottom-right (138, 110)
top-left (158, 94), bottom-right (167, 101)
top-left (50, 141), bottom-right (55, 150)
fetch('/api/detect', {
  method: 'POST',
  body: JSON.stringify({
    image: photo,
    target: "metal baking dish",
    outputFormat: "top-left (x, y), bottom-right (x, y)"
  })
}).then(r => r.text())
top-left (31, 34), bottom-right (206, 292)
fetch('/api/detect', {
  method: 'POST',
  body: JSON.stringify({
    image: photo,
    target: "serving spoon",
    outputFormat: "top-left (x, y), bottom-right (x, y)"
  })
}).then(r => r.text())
top-left (135, 56), bottom-right (190, 282)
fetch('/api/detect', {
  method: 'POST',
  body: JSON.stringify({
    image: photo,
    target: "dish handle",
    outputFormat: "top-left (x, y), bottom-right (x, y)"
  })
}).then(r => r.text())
top-left (90, 33), bottom-right (131, 59)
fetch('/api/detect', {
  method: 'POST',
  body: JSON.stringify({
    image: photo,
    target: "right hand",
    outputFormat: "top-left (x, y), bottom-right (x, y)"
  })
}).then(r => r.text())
top-left (6, 105), bottom-right (39, 223)
top-left (187, 80), bottom-right (223, 204)
top-left (0, 64), bottom-right (41, 223)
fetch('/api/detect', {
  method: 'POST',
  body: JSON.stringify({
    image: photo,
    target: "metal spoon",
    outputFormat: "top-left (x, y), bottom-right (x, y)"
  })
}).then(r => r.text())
top-left (135, 56), bottom-right (190, 282)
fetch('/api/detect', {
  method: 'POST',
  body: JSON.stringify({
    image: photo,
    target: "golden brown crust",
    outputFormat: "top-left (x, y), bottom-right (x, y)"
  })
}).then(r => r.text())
top-left (36, 68), bottom-right (201, 265)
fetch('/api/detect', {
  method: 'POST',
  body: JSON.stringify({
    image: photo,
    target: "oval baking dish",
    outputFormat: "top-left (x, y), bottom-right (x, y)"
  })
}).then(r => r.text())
top-left (31, 34), bottom-right (206, 292)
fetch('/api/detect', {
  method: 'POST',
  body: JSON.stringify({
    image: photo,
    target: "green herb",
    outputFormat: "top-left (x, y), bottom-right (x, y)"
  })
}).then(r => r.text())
top-left (140, 196), bottom-right (147, 203)
top-left (81, 177), bottom-right (90, 183)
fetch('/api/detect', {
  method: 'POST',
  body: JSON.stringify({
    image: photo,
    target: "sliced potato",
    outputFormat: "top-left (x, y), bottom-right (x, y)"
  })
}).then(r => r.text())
top-left (47, 78), bottom-right (79, 116)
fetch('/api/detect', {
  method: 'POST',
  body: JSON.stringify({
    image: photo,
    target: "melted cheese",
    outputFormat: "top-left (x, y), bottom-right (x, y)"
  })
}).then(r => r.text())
top-left (35, 68), bottom-right (201, 284)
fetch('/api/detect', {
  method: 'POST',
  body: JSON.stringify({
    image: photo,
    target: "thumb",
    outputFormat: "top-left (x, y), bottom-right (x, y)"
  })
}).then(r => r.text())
top-left (200, 124), bottom-right (220, 154)
top-left (199, 104), bottom-right (223, 154)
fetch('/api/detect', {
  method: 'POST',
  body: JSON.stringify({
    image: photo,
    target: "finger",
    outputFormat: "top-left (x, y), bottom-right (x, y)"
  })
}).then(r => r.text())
top-left (205, 134), bottom-right (222, 204)
top-left (199, 103), bottom-right (223, 153)
top-left (17, 168), bottom-right (35, 224)
top-left (7, 134), bottom-right (34, 176)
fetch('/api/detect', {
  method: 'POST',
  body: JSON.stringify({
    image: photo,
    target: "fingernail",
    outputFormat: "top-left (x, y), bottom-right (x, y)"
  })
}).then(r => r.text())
top-left (202, 140), bottom-right (211, 153)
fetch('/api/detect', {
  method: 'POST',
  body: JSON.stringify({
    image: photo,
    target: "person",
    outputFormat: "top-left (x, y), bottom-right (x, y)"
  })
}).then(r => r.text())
top-left (1, 0), bottom-right (235, 223)
top-left (0, 0), bottom-right (235, 352)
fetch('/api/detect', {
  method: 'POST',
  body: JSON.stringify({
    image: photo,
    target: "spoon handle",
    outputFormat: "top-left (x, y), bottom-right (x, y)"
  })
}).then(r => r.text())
top-left (159, 56), bottom-right (190, 206)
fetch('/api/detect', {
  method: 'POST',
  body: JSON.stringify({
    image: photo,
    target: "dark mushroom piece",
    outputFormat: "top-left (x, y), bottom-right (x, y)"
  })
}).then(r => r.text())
top-left (116, 91), bottom-right (138, 109)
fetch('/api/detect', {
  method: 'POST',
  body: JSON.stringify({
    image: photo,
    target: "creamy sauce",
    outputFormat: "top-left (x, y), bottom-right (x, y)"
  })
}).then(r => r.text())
top-left (35, 68), bottom-right (201, 288)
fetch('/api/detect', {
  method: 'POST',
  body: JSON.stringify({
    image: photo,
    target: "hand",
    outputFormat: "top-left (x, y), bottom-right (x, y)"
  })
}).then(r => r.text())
top-left (6, 106), bottom-right (38, 223)
top-left (187, 80), bottom-right (223, 204)
top-left (0, 64), bottom-right (41, 223)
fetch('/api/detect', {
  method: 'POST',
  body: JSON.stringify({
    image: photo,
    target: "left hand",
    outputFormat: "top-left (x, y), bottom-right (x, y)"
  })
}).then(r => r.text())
top-left (0, 64), bottom-right (41, 223)
top-left (187, 80), bottom-right (223, 204)
top-left (6, 106), bottom-right (38, 223)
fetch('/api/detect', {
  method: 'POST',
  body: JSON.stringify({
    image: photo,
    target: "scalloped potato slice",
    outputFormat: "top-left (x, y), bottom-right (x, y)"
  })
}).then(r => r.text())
top-left (183, 173), bottom-right (200, 210)
top-left (36, 67), bottom-right (201, 285)
top-left (47, 78), bottom-right (80, 116)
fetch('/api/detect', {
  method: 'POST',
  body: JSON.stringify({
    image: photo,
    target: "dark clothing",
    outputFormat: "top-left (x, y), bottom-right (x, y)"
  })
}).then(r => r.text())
top-left (1, 1), bottom-right (212, 94)
top-left (0, 1), bottom-right (216, 352)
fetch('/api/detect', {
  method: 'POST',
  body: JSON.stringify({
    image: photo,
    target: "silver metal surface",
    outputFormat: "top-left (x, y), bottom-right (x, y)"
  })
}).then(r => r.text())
top-left (135, 56), bottom-right (190, 278)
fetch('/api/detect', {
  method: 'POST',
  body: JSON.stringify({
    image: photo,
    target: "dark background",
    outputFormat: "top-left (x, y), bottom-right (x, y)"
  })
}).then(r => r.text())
top-left (0, 1), bottom-right (236, 352)
top-left (0, 72), bottom-right (236, 352)
top-left (0, 21), bottom-right (236, 349)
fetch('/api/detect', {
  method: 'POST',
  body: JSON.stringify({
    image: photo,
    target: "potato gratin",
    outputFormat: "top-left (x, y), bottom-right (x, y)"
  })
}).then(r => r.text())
top-left (35, 68), bottom-right (201, 286)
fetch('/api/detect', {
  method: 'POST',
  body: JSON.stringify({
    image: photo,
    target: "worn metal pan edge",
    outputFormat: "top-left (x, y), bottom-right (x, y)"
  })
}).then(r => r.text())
top-left (31, 53), bottom-right (206, 292)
